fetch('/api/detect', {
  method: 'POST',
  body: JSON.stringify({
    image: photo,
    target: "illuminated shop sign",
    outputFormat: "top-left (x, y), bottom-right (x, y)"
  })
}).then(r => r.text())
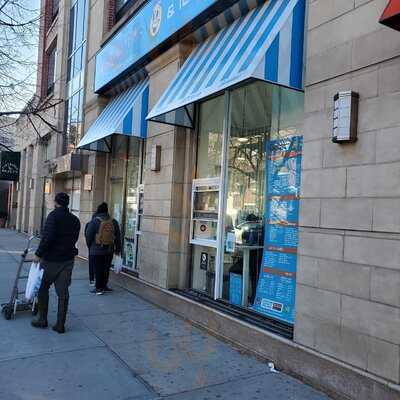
top-left (380, 0), bottom-right (400, 31)
top-left (95, 0), bottom-right (221, 92)
top-left (0, 152), bottom-right (20, 182)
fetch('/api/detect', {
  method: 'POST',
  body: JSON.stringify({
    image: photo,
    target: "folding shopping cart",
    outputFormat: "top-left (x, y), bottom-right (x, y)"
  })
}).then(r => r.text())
top-left (1, 236), bottom-right (38, 320)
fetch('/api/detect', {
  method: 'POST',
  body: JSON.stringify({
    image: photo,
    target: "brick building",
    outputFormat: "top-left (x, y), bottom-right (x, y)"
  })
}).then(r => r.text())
top-left (15, 1), bottom-right (400, 398)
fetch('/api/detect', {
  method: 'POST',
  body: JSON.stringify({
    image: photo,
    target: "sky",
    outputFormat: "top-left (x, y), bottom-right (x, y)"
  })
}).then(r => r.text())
top-left (1, 0), bottom-right (40, 112)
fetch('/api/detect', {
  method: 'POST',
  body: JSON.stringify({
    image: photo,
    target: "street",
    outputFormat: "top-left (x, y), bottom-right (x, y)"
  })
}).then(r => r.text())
top-left (0, 229), bottom-right (331, 400)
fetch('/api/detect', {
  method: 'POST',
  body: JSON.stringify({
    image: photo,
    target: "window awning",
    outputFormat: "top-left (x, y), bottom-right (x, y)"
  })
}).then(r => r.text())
top-left (147, 0), bottom-right (305, 128)
top-left (77, 78), bottom-right (149, 152)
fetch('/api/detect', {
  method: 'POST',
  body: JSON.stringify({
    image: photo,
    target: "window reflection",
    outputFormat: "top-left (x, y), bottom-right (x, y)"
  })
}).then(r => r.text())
top-left (223, 82), bottom-right (304, 314)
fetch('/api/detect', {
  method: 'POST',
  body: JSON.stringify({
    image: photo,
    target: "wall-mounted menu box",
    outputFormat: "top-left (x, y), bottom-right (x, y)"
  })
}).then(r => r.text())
top-left (190, 178), bottom-right (220, 247)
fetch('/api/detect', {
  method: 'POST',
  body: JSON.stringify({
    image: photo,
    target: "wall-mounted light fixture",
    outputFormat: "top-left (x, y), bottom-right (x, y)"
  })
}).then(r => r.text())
top-left (332, 91), bottom-right (359, 143)
top-left (44, 179), bottom-right (52, 194)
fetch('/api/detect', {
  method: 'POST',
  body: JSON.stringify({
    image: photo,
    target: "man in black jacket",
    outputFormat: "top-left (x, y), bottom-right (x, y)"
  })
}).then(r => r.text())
top-left (85, 202), bottom-right (121, 295)
top-left (31, 192), bottom-right (81, 333)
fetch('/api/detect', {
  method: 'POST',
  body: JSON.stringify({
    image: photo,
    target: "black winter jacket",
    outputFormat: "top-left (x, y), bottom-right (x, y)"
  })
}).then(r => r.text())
top-left (84, 213), bottom-right (122, 256)
top-left (35, 206), bottom-right (81, 262)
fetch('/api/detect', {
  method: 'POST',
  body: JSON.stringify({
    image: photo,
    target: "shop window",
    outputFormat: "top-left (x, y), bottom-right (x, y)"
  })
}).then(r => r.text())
top-left (190, 80), bottom-right (304, 328)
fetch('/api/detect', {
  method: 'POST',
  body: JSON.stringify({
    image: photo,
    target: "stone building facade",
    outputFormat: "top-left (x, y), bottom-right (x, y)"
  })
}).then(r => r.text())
top-left (14, 1), bottom-right (400, 399)
top-left (297, 0), bottom-right (400, 388)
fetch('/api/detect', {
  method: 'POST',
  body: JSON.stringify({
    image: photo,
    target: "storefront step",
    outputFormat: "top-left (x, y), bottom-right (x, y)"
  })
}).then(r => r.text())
top-left (111, 272), bottom-right (400, 400)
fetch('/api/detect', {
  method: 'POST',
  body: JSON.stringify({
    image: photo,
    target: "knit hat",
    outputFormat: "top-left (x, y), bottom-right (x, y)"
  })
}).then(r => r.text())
top-left (55, 192), bottom-right (70, 207)
top-left (97, 202), bottom-right (108, 214)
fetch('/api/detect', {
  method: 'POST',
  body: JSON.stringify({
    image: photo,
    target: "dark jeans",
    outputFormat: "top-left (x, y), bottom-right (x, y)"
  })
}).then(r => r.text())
top-left (92, 254), bottom-right (113, 290)
top-left (88, 255), bottom-right (95, 282)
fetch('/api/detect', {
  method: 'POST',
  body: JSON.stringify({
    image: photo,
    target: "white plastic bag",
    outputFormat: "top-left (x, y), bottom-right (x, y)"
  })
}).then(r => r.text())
top-left (112, 256), bottom-right (123, 274)
top-left (25, 263), bottom-right (44, 300)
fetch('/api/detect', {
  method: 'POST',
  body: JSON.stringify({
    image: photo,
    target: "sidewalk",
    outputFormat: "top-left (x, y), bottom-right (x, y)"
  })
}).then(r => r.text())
top-left (0, 229), bottom-right (332, 400)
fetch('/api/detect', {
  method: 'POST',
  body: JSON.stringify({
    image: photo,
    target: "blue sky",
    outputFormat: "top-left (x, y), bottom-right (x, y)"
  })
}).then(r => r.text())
top-left (1, 0), bottom-right (40, 112)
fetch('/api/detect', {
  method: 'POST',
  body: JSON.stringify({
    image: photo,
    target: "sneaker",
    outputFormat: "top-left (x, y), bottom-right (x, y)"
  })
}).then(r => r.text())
top-left (90, 289), bottom-right (104, 295)
top-left (89, 280), bottom-right (95, 286)
top-left (103, 286), bottom-right (113, 293)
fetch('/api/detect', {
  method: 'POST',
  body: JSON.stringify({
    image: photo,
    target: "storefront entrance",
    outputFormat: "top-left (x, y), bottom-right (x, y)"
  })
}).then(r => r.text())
top-left (109, 135), bottom-right (144, 271)
top-left (190, 80), bottom-right (303, 326)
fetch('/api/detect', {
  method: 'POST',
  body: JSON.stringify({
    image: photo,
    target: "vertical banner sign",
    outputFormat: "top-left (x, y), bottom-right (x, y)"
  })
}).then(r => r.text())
top-left (0, 152), bottom-right (21, 182)
top-left (253, 136), bottom-right (303, 325)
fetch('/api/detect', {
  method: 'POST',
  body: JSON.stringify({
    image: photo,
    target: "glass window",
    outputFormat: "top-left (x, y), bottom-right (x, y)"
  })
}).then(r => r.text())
top-left (115, 0), bottom-right (140, 18)
top-left (69, 3), bottom-right (77, 56)
top-left (190, 80), bottom-right (304, 326)
top-left (75, 0), bottom-right (85, 49)
top-left (116, 0), bottom-right (130, 11)
top-left (46, 46), bottom-right (57, 95)
top-left (196, 96), bottom-right (224, 179)
top-left (220, 82), bottom-right (304, 324)
top-left (220, 82), bottom-right (273, 306)
top-left (64, 0), bottom-right (87, 154)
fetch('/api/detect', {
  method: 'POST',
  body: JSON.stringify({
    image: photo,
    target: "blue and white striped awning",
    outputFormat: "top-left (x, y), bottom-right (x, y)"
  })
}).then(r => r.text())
top-left (147, 0), bottom-right (305, 128)
top-left (78, 78), bottom-right (149, 152)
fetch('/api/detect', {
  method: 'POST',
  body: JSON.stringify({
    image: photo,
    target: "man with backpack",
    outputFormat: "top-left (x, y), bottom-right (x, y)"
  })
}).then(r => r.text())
top-left (85, 202), bottom-right (121, 295)
top-left (31, 192), bottom-right (81, 334)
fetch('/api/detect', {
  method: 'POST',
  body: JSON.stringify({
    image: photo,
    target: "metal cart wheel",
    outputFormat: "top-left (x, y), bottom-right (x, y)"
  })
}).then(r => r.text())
top-left (2, 305), bottom-right (13, 320)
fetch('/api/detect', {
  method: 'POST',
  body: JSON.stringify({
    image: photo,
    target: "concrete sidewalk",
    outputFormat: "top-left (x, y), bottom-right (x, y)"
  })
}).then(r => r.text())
top-left (0, 229), bottom-right (332, 400)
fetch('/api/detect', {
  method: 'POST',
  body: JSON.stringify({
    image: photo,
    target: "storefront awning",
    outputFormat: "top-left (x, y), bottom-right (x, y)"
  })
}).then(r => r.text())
top-left (77, 78), bottom-right (149, 152)
top-left (147, 0), bottom-right (305, 128)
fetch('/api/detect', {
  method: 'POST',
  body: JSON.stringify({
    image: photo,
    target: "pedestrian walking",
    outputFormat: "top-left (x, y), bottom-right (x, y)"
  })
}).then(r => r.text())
top-left (31, 192), bottom-right (81, 334)
top-left (85, 202), bottom-right (121, 295)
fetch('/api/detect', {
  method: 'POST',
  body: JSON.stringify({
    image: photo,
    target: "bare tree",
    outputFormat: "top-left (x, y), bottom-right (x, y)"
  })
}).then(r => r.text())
top-left (0, 0), bottom-right (63, 150)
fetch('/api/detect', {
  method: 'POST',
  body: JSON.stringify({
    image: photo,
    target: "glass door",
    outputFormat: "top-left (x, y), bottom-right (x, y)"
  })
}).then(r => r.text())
top-left (109, 135), bottom-right (144, 271)
top-left (190, 95), bottom-right (224, 297)
top-left (109, 136), bottom-right (127, 227)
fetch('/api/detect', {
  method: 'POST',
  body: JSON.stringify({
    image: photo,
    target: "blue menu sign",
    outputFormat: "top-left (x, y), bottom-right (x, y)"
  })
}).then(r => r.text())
top-left (253, 136), bottom-right (303, 325)
top-left (95, 0), bottom-right (220, 91)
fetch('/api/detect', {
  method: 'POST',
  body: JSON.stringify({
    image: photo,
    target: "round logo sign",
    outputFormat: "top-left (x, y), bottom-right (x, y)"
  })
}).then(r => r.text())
top-left (149, 3), bottom-right (162, 37)
top-left (200, 224), bottom-right (207, 232)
